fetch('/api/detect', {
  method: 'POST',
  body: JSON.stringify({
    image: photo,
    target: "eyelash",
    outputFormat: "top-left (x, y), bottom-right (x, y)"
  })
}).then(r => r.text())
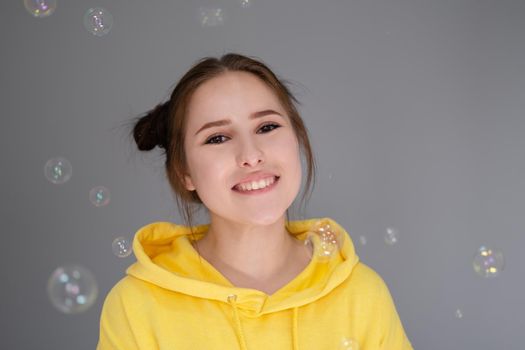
top-left (204, 123), bottom-right (281, 145)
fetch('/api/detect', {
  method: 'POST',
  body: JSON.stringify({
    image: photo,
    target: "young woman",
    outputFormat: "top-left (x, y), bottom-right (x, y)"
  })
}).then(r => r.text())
top-left (97, 53), bottom-right (414, 349)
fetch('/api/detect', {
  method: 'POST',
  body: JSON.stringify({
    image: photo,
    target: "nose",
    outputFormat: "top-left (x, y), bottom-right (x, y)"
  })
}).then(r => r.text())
top-left (236, 137), bottom-right (264, 168)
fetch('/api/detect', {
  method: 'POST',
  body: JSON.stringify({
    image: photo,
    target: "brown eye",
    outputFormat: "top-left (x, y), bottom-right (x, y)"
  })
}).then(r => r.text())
top-left (205, 134), bottom-right (228, 144)
top-left (258, 123), bottom-right (280, 133)
top-left (204, 123), bottom-right (281, 145)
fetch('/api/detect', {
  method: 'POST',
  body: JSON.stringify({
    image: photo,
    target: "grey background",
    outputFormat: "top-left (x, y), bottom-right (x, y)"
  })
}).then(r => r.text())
top-left (1, 0), bottom-right (524, 349)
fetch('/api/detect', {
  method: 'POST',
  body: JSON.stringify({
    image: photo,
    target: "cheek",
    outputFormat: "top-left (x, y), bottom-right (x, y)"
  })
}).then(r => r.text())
top-left (271, 133), bottom-right (302, 176)
top-left (272, 131), bottom-right (300, 159)
top-left (188, 150), bottom-right (229, 187)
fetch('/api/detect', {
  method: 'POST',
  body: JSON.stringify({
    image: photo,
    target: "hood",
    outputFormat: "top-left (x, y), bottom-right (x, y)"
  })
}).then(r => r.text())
top-left (125, 217), bottom-right (359, 350)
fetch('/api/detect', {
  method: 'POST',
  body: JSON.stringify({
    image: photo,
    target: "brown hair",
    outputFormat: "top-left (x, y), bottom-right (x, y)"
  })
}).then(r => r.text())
top-left (130, 53), bottom-right (316, 232)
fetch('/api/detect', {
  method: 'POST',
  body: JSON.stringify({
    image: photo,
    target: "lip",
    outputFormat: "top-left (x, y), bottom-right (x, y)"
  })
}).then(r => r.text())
top-left (232, 176), bottom-right (280, 195)
top-left (232, 172), bottom-right (279, 188)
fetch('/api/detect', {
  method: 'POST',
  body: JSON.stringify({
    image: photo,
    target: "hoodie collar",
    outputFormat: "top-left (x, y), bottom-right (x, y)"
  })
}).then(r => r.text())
top-left (126, 217), bottom-right (359, 317)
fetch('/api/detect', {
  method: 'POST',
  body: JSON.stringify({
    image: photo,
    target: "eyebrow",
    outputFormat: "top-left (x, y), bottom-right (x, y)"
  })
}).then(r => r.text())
top-left (194, 109), bottom-right (284, 136)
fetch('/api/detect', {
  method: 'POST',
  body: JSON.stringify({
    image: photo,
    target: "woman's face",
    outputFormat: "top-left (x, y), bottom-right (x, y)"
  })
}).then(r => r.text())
top-left (183, 71), bottom-right (302, 226)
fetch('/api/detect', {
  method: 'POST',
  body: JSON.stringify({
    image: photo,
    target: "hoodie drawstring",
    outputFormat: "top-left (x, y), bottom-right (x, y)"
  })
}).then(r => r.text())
top-left (228, 295), bottom-right (300, 350)
top-left (228, 295), bottom-right (248, 350)
top-left (292, 307), bottom-right (299, 350)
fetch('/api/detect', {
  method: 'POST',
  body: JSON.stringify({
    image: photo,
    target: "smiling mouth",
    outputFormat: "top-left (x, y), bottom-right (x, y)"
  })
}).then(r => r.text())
top-left (232, 176), bottom-right (280, 192)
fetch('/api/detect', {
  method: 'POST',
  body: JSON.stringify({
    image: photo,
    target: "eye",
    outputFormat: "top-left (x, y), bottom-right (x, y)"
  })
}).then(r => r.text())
top-left (205, 135), bottom-right (226, 144)
top-left (259, 123), bottom-right (281, 133)
top-left (204, 123), bottom-right (281, 144)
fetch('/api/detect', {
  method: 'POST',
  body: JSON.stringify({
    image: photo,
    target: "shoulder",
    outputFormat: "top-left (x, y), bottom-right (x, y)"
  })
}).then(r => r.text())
top-left (101, 275), bottom-right (155, 310)
top-left (349, 262), bottom-right (388, 290)
top-left (347, 265), bottom-right (413, 349)
top-left (340, 262), bottom-right (393, 304)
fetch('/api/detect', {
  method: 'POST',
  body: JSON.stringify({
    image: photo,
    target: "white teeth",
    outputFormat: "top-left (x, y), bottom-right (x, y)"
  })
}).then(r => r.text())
top-left (236, 176), bottom-right (276, 192)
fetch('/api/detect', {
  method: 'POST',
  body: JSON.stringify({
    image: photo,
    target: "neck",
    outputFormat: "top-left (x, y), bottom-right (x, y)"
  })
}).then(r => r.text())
top-left (193, 215), bottom-right (309, 283)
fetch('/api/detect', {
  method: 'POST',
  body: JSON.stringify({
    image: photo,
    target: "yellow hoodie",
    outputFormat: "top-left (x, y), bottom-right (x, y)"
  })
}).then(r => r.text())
top-left (97, 217), bottom-right (413, 349)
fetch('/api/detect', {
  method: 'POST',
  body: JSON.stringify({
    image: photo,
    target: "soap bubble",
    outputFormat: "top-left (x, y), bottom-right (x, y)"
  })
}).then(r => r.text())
top-left (84, 7), bottom-right (113, 36)
top-left (198, 7), bottom-right (224, 27)
top-left (384, 227), bottom-right (399, 245)
top-left (24, 0), bottom-right (56, 18)
top-left (305, 219), bottom-right (343, 261)
top-left (238, 0), bottom-right (252, 8)
top-left (47, 264), bottom-right (98, 314)
top-left (112, 237), bottom-right (132, 258)
top-left (89, 186), bottom-right (111, 207)
top-left (455, 309), bottom-right (463, 319)
top-left (44, 157), bottom-right (72, 184)
top-left (340, 337), bottom-right (360, 350)
top-left (473, 246), bottom-right (504, 278)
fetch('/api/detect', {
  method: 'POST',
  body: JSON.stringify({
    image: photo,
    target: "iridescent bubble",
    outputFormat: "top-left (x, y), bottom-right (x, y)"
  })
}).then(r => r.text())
top-left (238, 0), bottom-right (252, 9)
top-left (84, 7), bottom-right (113, 37)
top-left (198, 7), bottom-right (224, 27)
top-left (455, 309), bottom-right (463, 319)
top-left (359, 235), bottom-right (367, 246)
top-left (89, 186), bottom-right (111, 207)
top-left (473, 246), bottom-right (504, 278)
top-left (384, 227), bottom-right (399, 245)
top-left (44, 157), bottom-right (72, 184)
top-left (306, 219), bottom-right (343, 261)
top-left (340, 337), bottom-right (360, 350)
top-left (112, 237), bottom-right (132, 258)
top-left (47, 264), bottom-right (98, 314)
top-left (24, 0), bottom-right (56, 18)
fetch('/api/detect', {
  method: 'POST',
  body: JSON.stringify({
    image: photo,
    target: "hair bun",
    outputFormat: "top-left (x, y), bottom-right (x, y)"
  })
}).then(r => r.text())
top-left (133, 102), bottom-right (170, 151)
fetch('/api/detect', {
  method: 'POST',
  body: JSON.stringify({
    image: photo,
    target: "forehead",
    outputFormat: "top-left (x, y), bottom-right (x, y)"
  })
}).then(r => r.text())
top-left (186, 71), bottom-right (284, 120)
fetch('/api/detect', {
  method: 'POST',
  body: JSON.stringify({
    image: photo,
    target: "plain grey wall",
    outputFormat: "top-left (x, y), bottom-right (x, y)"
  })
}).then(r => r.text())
top-left (2, 0), bottom-right (524, 348)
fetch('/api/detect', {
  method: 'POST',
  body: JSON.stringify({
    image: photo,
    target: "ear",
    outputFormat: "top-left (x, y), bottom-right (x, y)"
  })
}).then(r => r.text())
top-left (184, 174), bottom-right (196, 191)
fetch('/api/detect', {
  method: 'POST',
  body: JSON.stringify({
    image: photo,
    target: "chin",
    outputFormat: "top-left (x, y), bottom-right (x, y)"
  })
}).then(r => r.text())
top-left (222, 210), bottom-right (288, 227)
top-left (250, 214), bottom-right (286, 226)
top-left (243, 204), bottom-right (298, 227)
